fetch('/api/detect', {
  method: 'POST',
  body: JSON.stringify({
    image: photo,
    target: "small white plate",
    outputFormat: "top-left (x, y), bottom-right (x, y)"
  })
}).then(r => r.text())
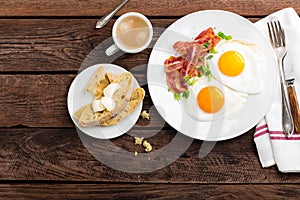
top-left (147, 10), bottom-right (278, 141)
top-left (67, 64), bottom-right (142, 139)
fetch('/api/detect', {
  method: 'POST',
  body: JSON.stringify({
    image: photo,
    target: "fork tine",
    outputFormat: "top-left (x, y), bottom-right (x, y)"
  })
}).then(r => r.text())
top-left (277, 20), bottom-right (286, 46)
top-left (267, 22), bottom-right (275, 46)
top-left (271, 21), bottom-right (280, 47)
top-left (274, 21), bottom-right (282, 47)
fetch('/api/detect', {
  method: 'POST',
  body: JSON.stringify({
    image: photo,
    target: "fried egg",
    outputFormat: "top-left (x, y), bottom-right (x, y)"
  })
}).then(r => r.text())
top-left (209, 40), bottom-right (265, 94)
top-left (183, 77), bottom-right (248, 121)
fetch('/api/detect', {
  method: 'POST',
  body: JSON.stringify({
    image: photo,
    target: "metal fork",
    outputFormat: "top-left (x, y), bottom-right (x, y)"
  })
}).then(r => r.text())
top-left (267, 18), bottom-right (294, 137)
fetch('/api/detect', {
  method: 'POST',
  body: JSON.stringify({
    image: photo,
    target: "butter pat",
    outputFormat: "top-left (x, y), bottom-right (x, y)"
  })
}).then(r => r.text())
top-left (92, 99), bottom-right (105, 112)
top-left (92, 83), bottom-right (120, 112)
top-left (100, 97), bottom-right (115, 111)
top-left (104, 83), bottom-right (120, 97)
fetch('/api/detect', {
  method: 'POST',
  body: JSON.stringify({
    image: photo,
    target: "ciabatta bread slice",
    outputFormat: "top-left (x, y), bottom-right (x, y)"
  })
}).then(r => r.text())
top-left (85, 66), bottom-right (104, 94)
top-left (100, 87), bottom-right (145, 126)
top-left (73, 104), bottom-right (89, 121)
top-left (94, 72), bottom-right (133, 124)
top-left (106, 72), bottom-right (119, 83)
top-left (77, 72), bottom-right (133, 127)
top-left (78, 103), bottom-right (99, 127)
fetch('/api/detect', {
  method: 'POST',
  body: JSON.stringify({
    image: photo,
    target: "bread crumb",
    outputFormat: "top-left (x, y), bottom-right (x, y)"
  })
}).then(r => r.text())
top-left (134, 151), bottom-right (138, 156)
top-left (140, 110), bottom-right (150, 120)
top-left (134, 137), bottom-right (144, 145)
top-left (143, 140), bottom-right (152, 152)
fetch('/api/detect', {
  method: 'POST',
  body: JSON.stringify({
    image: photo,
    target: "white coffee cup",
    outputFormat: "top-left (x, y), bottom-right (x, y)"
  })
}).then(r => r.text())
top-left (105, 12), bottom-right (153, 56)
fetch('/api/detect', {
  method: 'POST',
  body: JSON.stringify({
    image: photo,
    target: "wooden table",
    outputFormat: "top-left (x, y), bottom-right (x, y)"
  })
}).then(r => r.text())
top-left (1, 0), bottom-right (300, 199)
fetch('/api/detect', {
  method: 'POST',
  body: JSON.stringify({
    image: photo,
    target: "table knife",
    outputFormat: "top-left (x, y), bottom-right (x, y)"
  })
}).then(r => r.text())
top-left (284, 57), bottom-right (300, 133)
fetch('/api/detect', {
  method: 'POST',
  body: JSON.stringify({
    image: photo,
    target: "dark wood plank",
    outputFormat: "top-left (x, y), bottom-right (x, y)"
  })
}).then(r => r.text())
top-left (0, 19), bottom-right (174, 72)
top-left (0, 74), bottom-right (164, 127)
top-left (1, 128), bottom-right (300, 183)
top-left (0, 0), bottom-right (299, 17)
top-left (0, 18), bottom-right (261, 72)
top-left (0, 183), bottom-right (300, 200)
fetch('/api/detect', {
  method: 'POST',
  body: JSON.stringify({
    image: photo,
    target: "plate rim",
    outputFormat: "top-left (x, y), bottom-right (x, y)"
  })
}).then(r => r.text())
top-left (67, 63), bottom-right (143, 139)
top-left (147, 9), bottom-right (278, 141)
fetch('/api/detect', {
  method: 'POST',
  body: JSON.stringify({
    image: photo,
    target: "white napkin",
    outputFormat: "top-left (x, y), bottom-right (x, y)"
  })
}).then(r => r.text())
top-left (254, 7), bottom-right (300, 172)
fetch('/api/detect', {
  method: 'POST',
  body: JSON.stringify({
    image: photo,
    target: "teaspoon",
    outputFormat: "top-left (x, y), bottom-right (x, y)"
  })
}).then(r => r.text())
top-left (95, 0), bottom-right (129, 29)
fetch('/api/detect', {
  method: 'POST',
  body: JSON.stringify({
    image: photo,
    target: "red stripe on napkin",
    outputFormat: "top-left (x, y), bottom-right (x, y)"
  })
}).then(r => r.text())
top-left (255, 124), bottom-right (268, 131)
top-left (270, 136), bottom-right (300, 140)
top-left (269, 131), bottom-right (300, 140)
top-left (254, 124), bottom-right (269, 138)
top-left (254, 130), bottom-right (269, 138)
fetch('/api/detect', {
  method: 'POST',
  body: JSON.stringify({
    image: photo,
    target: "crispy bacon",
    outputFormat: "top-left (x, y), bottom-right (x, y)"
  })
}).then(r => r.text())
top-left (185, 44), bottom-right (201, 76)
top-left (166, 70), bottom-right (188, 93)
top-left (194, 27), bottom-right (221, 51)
top-left (198, 51), bottom-right (208, 67)
top-left (173, 41), bottom-right (190, 55)
top-left (173, 28), bottom-right (221, 55)
top-left (164, 27), bottom-right (221, 94)
top-left (164, 56), bottom-right (185, 73)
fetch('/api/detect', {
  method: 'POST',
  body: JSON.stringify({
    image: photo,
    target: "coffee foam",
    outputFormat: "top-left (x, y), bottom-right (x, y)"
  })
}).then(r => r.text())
top-left (116, 16), bottom-right (150, 50)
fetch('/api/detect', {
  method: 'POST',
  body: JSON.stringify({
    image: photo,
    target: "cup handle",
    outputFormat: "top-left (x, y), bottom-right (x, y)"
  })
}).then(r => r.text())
top-left (105, 44), bottom-right (120, 56)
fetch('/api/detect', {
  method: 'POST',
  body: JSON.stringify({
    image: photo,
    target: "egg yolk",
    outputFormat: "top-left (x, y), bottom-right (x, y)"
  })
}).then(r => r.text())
top-left (218, 51), bottom-right (245, 76)
top-left (197, 86), bottom-right (224, 113)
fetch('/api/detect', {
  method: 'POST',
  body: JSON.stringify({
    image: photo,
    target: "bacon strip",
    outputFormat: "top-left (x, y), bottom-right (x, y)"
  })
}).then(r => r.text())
top-left (173, 41), bottom-right (190, 55)
top-left (164, 56), bottom-right (185, 73)
top-left (194, 27), bottom-right (221, 51)
top-left (173, 28), bottom-right (221, 55)
top-left (166, 71), bottom-right (188, 93)
top-left (164, 27), bottom-right (221, 94)
top-left (185, 44), bottom-right (201, 76)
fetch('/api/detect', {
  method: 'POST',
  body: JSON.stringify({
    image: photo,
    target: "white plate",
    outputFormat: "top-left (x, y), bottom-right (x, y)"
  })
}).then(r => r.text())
top-left (147, 10), bottom-right (278, 141)
top-left (67, 64), bottom-right (142, 139)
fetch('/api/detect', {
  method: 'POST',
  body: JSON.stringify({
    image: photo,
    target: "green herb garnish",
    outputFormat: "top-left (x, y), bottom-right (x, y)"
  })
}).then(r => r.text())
top-left (186, 77), bottom-right (197, 86)
top-left (174, 93), bottom-right (181, 101)
top-left (183, 75), bottom-right (190, 80)
top-left (202, 41), bottom-right (210, 48)
top-left (202, 62), bottom-right (212, 81)
top-left (209, 47), bottom-right (218, 53)
top-left (206, 55), bottom-right (214, 60)
top-left (182, 90), bottom-right (190, 99)
top-left (218, 31), bottom-right (232, 40)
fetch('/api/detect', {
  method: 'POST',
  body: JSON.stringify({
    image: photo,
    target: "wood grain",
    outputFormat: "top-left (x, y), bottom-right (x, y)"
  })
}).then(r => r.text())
top-left (1, 18), bottom-right (260, 72)
top-left (0, 183), bottom-right (300, 200)
top-left (287, 85), bottom-right (300, 133)
top-left (0, 19), bottom-right (173, 72)
top-left (0, 128), bottom-right (300, 183)
top-left (1, 0), bottom-right (300, 198)
top-left (0, 74), bottom-right (165, 127)
top-left (0, 0), bottom-right (299, 17)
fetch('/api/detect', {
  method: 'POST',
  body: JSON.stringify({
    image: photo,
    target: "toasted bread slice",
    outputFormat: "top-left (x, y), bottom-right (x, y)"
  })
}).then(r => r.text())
top-left (100, 87), bottom-right (145, 126)
top-left (94, 73), bottom-right (119, 99)
top-left (78, 103), bottom-right (99, 127)
top-left (74, 71), bottom-right (133, 127)
top-left (94, 76), bottom-right (110, 99)
top-left (106, 72), bottom-right (119, 83)
top-left (85, 66), bottom-right (104, 93)
top-left (73, 104), bottom-right (90, 121)
top-left (94, 72), bottom-right (133, 124)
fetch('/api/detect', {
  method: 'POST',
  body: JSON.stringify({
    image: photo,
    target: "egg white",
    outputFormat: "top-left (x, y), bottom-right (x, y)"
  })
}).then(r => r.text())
top-left (209, 40), bottom-right (265, 94)
top-left (183, 77), bottom-right (248, 121)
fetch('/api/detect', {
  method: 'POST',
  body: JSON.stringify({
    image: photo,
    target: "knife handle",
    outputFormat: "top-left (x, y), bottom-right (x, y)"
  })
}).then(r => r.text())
top-left (287, 85), bottom-right (300, 133)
